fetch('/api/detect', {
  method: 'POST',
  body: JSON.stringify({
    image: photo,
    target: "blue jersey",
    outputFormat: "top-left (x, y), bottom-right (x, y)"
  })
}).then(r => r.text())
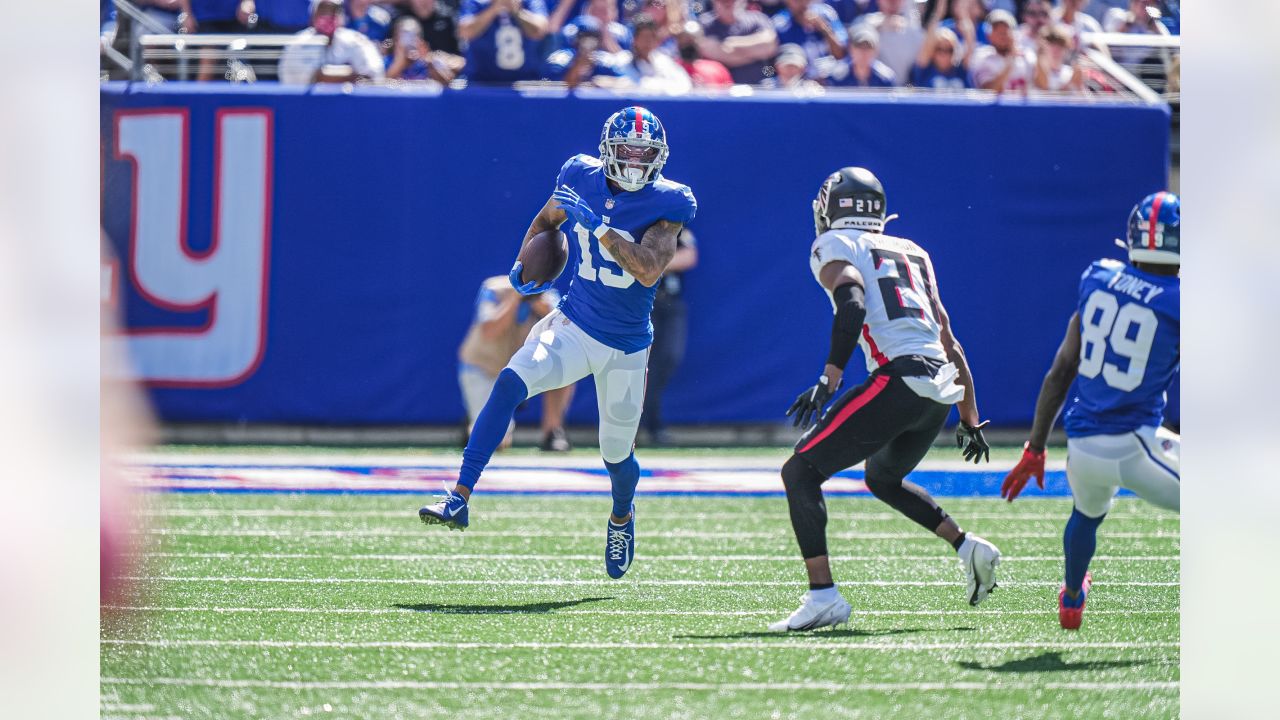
top-left (554, 155), bottom-right (697, 353)
top-left (460, 0), bottom-right (548, 83)
top-left (1063, 259), bottom-right (1180, 437)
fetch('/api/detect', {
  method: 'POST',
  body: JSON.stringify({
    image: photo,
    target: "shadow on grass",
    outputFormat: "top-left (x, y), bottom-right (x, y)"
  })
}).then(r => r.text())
top-left (392, 596), bottom-right (615, 615)
top-left (958, 651), bottom-right (1149, 674)
top-left (673, 626), bottom-right (974, 641)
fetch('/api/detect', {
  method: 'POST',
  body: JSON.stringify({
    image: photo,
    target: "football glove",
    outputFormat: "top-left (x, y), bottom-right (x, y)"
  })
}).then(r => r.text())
top-left (786, 375), bottom-right (837, 430)
top-left (509, 261), bottom-right (554, 296)
top-left (1001, 442), bottom-right (1046, 502)
top-left (552, 185), bottom-right (604, 236)
top-left (955, 420), bottom-right (991, 464)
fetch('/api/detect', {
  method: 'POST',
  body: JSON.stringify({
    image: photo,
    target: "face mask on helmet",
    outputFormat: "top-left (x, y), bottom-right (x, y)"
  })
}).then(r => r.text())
top-left (602, 138), bottom-right (665, 191)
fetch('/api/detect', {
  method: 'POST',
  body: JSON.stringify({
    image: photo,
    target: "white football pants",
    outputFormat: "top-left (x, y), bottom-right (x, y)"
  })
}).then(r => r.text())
top-left (506, 309), bottom-right (648, 463)
top-left (1066, 425), bottom-right (1180, 518)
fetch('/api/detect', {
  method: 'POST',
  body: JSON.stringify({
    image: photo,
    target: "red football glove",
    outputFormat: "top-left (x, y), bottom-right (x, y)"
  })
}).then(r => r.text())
top-left (1001, 443), bottom-right (1046, 502)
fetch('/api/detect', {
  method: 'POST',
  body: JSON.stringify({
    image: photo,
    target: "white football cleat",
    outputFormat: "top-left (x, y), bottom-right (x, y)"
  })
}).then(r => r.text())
top-left (767, 589), bottom-right (852, 632)
top-left (957, 534), bottom-right (1001, 606)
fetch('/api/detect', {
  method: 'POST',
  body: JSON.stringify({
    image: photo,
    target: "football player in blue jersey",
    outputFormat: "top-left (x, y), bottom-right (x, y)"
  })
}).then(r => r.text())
top-left (419, 107), bottom-right (697, 581)
top-left (1002, 191), bottom-right (1180, 630)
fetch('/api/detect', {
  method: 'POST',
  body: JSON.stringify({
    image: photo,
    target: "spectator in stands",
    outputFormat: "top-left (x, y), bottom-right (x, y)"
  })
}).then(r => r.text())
top-left (1018, 0), bottom-right (1052, 50)
top-left (401, 0), bottom-right (461, 56)
top-left (696, 0), bottom-right (778, 85)
top-left (1033, 22), bottom-right (1084, 92)
top-left (969, 9), bottom-right (1032, 94)
top-left (458, 279), bottom-right (574, 452)
top-left (386, 15), bottom-right (464, 82)
top-left (828, 25), bottom-right (895, 87)
top-left (542, 15), bottom-right (629, 86)
top-left (675, 21), bottom-right (734, 86)
top-left (132, 0), bottom-right (184, 37)
top-left (1053, 0), bottom-right (1103, 47)
top-left (828, 0), bottom-right (879, 27)
top-left (911, 0), bottom-right (972, 89)
top-left (762, 43), bottom-right (823, 91)
top-left (179, 1), bottom-right (253, 34)
top-left (345, 0), bottom-right (392, 43)
top-left (277, 0), bottom-right (385, 83)
top-left (925, 0), bottom-right (989, 47)
top-left (458, 0), bottom-right (550, 83)
top-left (625, 16), bottom-right (693, 93)
top-left (642, 227), bottom-right (699, 446)
top-left (770, 0), bottom-right (847, 80)
top-left (852, 0), bottom-right (923, 85)
top-left (255, 0), bottom-right (315, 33)
top-left (563, 0), bottom-right (632, 53)
top-left (1102, 0), bottom-right (1169, 64)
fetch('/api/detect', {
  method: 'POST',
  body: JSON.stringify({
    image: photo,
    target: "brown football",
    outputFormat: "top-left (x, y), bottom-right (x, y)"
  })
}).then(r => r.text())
top-left (516, 230), bottom-right (569, 286)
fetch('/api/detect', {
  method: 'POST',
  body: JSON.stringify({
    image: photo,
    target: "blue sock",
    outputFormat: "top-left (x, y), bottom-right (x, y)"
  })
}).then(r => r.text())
top-left (457, 369), bottom-right (528, 492)
top-left (1063, 507), bottom-right (1105, 606)
top-left (604, 453), bottom-right (640, 520)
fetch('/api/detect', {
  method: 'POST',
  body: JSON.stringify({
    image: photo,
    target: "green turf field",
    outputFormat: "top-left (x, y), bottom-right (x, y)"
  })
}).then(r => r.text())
top-left (102, 487), bottom-right (1178, 719)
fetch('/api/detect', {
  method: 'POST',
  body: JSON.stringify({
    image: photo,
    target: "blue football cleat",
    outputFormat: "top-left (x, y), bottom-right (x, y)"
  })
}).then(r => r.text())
top-left (419, 492), bottom-right (469, 530)
top-left (605, 505), bottom-right (635, 579)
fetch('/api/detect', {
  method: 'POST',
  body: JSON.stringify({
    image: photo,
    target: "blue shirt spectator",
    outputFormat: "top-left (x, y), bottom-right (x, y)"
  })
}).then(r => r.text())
top-left (826, 0), bottom-right (877, 26)
top-left (827, 25), bottom-right (895, 86)
top-left (563, 12), bottom-right (632, 52)
top-left (346, 0), bottom-right (392, 42)
top-left (256, 0), bottom-right (313, 32)
top-left (459, 0), bottom-right (551, 83)
top-left (542, 17), bottom-right (627, 84)
top-left (771, 0), bottom-right (847, 79)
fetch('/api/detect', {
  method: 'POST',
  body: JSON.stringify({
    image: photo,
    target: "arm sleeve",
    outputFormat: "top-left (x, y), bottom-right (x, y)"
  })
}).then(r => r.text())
top-left (827, 282), bottom-right (867, 369)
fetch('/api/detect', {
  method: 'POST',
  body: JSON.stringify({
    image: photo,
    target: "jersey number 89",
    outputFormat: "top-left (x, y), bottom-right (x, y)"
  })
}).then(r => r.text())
top-left (1078, 289), bottom-right (1158, 392)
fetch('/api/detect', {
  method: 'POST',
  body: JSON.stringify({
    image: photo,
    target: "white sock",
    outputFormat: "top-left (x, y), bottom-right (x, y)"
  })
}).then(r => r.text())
top-left (809, 586), bottom-right (841, 603)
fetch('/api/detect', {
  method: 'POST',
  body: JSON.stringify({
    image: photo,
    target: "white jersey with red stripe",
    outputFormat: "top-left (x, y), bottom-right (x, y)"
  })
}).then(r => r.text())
top-left (809, 228), bottom-right (949, 374)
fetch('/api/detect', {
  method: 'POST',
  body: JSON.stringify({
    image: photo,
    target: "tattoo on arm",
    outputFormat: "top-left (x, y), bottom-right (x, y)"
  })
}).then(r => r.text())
top-left (522, 197), bottom-right (568, 250)
top-left (599, 219), bottom-right (681, 287)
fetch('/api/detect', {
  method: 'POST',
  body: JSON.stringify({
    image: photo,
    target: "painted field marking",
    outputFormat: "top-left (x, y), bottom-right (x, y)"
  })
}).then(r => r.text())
top-left (103, 605), bottom-right (1178, 617)
top-left (120, 575), bottom-right (1180, 587)
top-left (140, 508), bottom-right (1176, 522)
top-left (134, 528), bottom-right (1179, 540)
top-left (131, 551), bottom-right (1179, 563)
top-left (102, 639), bottom-right (1180, 651)
top-left (100, 677), bottom-right (1178, 692)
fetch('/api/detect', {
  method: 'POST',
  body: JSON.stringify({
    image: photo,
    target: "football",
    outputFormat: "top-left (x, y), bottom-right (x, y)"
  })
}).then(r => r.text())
top-left (517, 229), bottom-right (569, 286)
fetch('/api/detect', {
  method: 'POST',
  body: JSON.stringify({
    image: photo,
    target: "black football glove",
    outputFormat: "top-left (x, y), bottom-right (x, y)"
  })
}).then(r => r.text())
top-left (956, 420), bottom-right (991, 464)
top-left (786, 376), bottom-right (838, 430)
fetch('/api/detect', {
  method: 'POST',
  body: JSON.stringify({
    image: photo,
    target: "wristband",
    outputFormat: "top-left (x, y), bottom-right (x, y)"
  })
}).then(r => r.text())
top-left (592, 223), bottom-right (611, 240)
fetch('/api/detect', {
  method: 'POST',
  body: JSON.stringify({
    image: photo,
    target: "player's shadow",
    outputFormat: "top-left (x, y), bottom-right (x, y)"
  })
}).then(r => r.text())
top-left (672, 627), bottom-right (965, 641)
top-left (958, 651), bottom-right (1148, 674)
top-left (392, 596), bottom-right (615, 615)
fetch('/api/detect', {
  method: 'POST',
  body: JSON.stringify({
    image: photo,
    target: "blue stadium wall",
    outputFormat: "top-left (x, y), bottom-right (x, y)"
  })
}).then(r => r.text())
top-left (100, 83), bottom-right (1174, 428)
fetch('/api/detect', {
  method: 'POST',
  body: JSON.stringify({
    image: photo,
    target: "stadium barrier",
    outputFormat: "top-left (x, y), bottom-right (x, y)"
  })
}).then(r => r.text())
top-left (101, 82), bottom-right (1173, 428)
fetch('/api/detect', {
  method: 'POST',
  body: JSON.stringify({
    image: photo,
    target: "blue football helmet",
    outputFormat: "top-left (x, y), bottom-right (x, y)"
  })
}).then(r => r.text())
top-left (1125, 191), bottom-right (1180, 265)
top-left (599, 106), bottom-right (669, 192)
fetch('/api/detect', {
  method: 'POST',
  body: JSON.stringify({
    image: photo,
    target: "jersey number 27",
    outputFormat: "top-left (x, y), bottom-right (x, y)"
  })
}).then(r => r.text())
top-left (871, 249), bottom-right (936, 321)
top-left (1078, 289), bottom-right (1158, 391)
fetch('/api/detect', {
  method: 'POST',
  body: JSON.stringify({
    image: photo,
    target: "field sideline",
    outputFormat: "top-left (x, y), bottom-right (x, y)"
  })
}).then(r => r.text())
top-left (103, 446), bottom-right (1178, 719)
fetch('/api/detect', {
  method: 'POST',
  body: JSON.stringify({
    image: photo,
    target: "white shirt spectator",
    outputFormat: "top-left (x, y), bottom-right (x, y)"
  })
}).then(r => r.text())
top-left (855, 11), bottom-right (924, 86)
top-left (1054, 5), bottom-right (1104, 47)
top-left (1037, 62), bottom-right (1076, 91)
top-left (278, 27), bottom-right (385, 85)
top-left (970, 44), bottom-right (1035, 93)
top-left (632, 52), bottom-right (693, 94)
top-left (1103, 5), bottom-right (1170, 64)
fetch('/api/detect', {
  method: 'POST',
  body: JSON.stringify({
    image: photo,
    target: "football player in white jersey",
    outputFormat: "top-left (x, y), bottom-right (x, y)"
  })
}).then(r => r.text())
top-left (769, 167), bottom-right (1003, 632)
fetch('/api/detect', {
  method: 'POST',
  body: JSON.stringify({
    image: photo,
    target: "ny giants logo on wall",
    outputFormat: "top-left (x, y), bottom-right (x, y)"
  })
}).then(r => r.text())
top-left (105, 108), bottom-right (273, 387)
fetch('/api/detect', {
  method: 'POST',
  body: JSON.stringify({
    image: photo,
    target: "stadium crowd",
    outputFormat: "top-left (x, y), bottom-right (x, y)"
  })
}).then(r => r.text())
top-left (101, 0), bottom-right (1179, 91)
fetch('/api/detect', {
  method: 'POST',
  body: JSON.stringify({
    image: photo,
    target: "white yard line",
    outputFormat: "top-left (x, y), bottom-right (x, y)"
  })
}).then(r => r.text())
top-left (120, 575), bottom-right (1180, 587)
top-left (130, 551), bottom-right (1178, 563)
top-left (99, 677), bottom-right (1176, 692)
top-left (134, 528), bottom-right (1179, 540)
top-left (103, 605), bottom-right (1178, 617)
top-left (102, 639), bottom-right (1180, 651)
top-left (140, 508), bottom-right (1173, 522)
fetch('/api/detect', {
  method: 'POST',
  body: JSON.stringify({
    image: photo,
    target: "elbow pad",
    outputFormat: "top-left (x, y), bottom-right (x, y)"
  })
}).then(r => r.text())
top-left (827, 283), bottom-right (866, 369)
